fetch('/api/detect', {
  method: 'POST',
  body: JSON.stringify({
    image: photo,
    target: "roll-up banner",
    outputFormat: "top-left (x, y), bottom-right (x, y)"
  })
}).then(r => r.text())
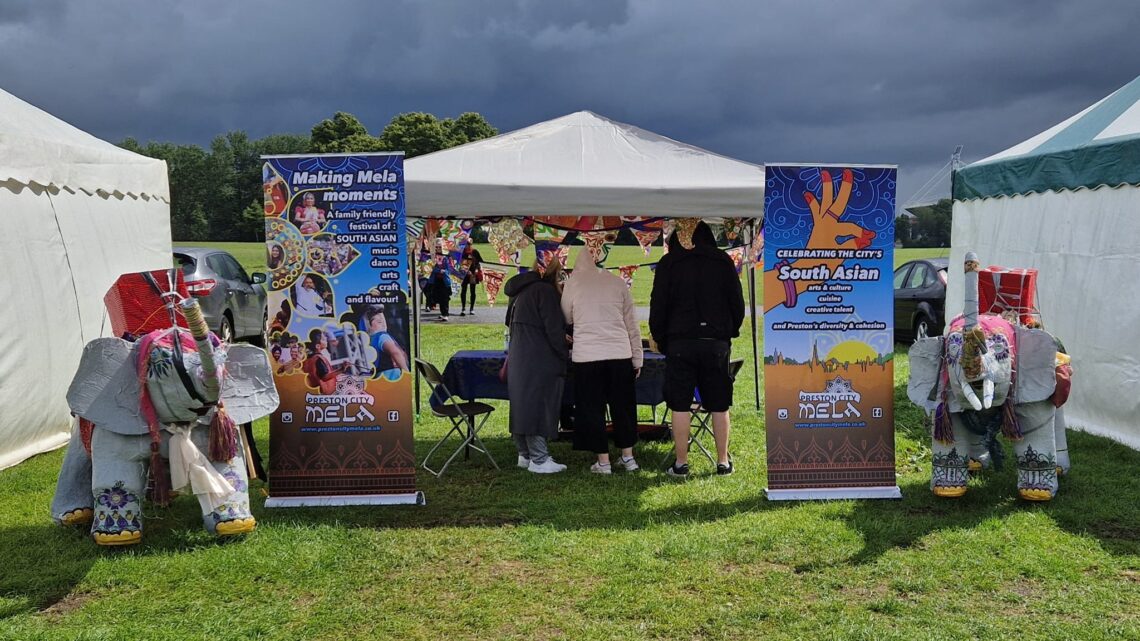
top-left (763, 165), bottom-right (900, 500)
top-left (262, 153), bottom-right (421, 506)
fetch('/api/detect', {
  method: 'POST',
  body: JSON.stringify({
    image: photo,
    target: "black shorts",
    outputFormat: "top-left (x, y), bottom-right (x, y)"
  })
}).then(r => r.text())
top-left (664, 339), bottom-right (733, 412)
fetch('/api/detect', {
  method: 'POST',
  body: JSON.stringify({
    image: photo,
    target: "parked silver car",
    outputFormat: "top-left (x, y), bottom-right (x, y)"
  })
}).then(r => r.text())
top-left (174, 247), bottom-right (268, 345)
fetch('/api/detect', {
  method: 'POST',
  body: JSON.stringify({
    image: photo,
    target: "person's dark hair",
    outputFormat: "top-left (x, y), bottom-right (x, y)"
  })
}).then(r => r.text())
top-left (362, 304), bottom-right (386, 328)
top-left (307, 328), bottom-right (325, 352)
top-left (692, 221), bottom-right (717, 248)
top-left (534, 259), bottom-right (562, 286)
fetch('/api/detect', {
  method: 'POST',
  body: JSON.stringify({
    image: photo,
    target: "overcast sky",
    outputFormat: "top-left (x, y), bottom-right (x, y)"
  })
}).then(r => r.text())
top-left (2, 0), bottom-right (1138, 206)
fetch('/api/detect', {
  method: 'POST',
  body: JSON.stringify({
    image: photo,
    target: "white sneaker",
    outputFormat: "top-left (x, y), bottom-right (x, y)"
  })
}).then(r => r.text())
top-left (618, 456), bottom-right (640, 472)
top-left (517, 455), bottom-right (530, 469)
top-left (528, 459), bottom-right (567, 474)
top-left (590, 462), bottom-right (612, 474)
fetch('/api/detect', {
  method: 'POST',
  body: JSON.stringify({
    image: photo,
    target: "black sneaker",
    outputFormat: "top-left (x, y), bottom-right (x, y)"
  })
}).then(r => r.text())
top-left (468, 309), bottom-right (475, 315)
top-left (458, 311), bottom-right (466, 316)
top-left (716, 460), bottom-right (734, 476)
top-left (666, 462), bottom-right (690, 478)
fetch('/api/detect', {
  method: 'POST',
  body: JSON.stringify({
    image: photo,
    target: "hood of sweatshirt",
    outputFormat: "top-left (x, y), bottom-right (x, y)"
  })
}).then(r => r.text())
top-left (504, 270), bottom-right (542, 297)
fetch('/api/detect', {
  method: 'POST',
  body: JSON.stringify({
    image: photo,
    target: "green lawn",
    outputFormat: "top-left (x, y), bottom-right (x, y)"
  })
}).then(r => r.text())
top-left (1, 318), bottom-right (1138, 639)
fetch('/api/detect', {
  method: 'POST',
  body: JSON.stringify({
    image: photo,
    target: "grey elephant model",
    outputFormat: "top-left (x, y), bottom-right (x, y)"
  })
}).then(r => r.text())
top-left (51, 272), bottom-right (278, 545)
top-left (907, 252), bottom-right (1072, 501)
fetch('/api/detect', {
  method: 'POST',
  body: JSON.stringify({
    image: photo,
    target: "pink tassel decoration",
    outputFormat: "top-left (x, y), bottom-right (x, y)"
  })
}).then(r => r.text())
top-left (208, 403), bottom-right (239, 462)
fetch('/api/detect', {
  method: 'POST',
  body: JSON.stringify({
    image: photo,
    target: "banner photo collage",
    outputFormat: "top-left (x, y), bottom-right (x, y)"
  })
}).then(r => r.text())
top-left (762, 165), bottom-right (899, 499)
top-left (262, 153), bottom-right (417, 504)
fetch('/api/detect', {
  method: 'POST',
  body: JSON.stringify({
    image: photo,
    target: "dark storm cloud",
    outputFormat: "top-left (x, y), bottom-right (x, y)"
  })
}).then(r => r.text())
top-left (1, 0), bottom-right (1138, 204)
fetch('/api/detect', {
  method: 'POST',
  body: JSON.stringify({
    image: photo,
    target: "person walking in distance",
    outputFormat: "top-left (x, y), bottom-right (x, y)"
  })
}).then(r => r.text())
top-left (649, 221), bottom-right (745, 477)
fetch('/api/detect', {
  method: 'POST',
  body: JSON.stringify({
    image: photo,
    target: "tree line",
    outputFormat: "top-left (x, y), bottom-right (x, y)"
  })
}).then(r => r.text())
top-left (120, 111), bottom-right (497, 241)
top-left (894, 198), bottom-right (952, 248)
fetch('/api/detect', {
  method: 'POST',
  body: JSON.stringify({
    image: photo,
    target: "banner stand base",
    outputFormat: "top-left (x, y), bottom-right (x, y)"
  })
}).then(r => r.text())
top-left (765, 487), bottom-right (901, 501)
top-left (265, 491), bottom-right (425, 508)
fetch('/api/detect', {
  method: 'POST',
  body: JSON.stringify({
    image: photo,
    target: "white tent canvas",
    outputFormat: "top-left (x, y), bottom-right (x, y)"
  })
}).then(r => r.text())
top-left (0, 88), bottom-right (172, 470)
top-left (406, 111), bottom-right (764, 219)
top-left (950, 75), bottom-right (1140, 450)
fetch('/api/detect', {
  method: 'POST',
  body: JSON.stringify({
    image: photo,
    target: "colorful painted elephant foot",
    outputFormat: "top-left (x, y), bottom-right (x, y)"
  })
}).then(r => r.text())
top-left (59, 508), bottom-right (94, 527)
top-left (215, 517), bottom-right (257, 537)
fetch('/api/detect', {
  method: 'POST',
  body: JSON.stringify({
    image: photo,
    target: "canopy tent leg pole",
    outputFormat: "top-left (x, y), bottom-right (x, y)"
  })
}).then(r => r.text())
top-left (412, 246), bottom-right (422, 415)
top-left (748, 220), bottom-right (761, 411)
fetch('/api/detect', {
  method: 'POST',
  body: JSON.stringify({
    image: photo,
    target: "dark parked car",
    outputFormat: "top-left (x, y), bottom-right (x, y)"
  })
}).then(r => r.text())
top-left (174, 247), bottom-right (268, 344)
top-left (894, 257), bottom-right (947, 342)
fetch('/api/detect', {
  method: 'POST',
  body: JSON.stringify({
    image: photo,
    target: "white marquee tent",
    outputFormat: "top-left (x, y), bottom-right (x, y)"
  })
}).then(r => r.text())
top-left (405, 110), bottom-right (765, 219)
top-left (950, 74), bottom-right (1140, 450)
top-left (0, 88), bottom-right (172, 470)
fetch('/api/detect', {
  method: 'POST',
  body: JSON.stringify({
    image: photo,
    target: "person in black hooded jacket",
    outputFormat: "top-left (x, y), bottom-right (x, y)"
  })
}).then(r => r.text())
top-left (649, 221), bottom-right (745, 477)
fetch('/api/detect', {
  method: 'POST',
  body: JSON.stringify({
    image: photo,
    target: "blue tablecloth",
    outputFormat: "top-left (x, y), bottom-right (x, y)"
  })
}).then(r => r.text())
top-left (435, 350), bottom-right (667, 407)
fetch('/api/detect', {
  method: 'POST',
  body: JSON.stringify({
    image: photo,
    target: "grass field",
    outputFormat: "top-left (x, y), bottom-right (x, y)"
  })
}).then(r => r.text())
top-left (7, 240), bottom-right (1133, 639)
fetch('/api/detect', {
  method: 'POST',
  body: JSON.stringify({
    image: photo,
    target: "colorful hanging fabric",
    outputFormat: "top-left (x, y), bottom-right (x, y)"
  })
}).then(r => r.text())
top-left (487, 219), bottom-right (529, 264)
top-left (531, 222), bottom-right (568, 243)
top-left (722, 219), bottom-right (742, 246)
top-left (439, 220), bottom-right (473, 253)
top-left (482, 268), bottom-right (506, 307)
top-left (661, 220), bottom-right (676, 255)
top-left (726, 247), bottom-right (746, 275)
top-left (535, 241), bottom-right (569, 274)
top-left (632, 228), bottom-right (661, 255)
top-left (406, 218), bottom-right (426, 244)
top-left (674, 218), bottom-right (700, 250)
top-left (749, 221), bottom-right (765, 268)
top-left (618, 265), bottom-right (639, 290)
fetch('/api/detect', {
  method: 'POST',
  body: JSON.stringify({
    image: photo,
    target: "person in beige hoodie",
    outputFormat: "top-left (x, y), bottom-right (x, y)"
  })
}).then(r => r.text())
top-left (561, 249), bottom-right (644, 474)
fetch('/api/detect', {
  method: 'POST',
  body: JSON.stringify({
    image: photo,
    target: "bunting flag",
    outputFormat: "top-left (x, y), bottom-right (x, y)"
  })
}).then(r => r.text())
top-left (532, 221), bottom-right (568, 243)
top-left (486, 219), bottom-right (529, 264)
top-left (661, 220), bottom-right (676, 255)
top-left (439, 220), bottom-right (473, 253)
top-left (535, 241), bottom-right (570, 274)
top-left (721, 219), bottom-right (742, 246)
top-left (618, 265), bottom-right (639, 289)
top-left (674, 218), bottom-right (700, 249)
top-left (482, 268), bottom-right (507, 307)
top-left (749, 221), bottom-right (765, 268)
top-left (632, 228), bottom-right (661, 255)
top-left (406, 218), bottom-right (426, 244)
top-left (581, 223), bottom-right (619, 265)
top-left (726, 247), bottom-right (746, 274)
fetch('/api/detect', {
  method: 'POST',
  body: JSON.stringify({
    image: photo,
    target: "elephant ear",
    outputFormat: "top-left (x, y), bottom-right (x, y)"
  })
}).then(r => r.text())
top-left (66, 338), bottom-right (149, 435)
top-left (219, 344), bottom-right (280, 424)
top-left (907, 337), bottom-right (944, 411)
top-left (1014, 327), bottom-right (1057, 403)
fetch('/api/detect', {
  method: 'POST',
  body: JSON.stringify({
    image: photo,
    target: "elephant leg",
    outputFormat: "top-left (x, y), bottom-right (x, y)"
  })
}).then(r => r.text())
top-left (90, 429), bottom-right (148, 546)
top-left (931, 413), bottom-right (972, 497)
top-left (1054, 407), bottom-right (1071, 476)
top-left (1013, 400), bottom-right (1059, 501)
top-left (187, 426), bottom-right (256, 537)
top-left (51, 421), bottom-right (94, 527)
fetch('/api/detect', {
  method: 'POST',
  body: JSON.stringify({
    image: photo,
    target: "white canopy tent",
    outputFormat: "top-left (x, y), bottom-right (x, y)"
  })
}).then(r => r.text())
top-left (404, 110), bottom-right (767, 410)
top-left (950, 74), bottom-right (1140, 450)
top-left (0, 88), bottom-right (172, 470)
top-left (405, 110), bottom-right (765, 219)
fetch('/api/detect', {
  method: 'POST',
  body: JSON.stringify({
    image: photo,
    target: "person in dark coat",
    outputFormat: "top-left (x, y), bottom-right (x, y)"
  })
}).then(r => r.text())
top-left (504, 260), bottom-right (570, 473)
top-left (650, 221), bottom-right (745, 477)
top-left (458, 245), bottom-right (484, 316)
top-left (428, 255), bottom-right (453, 322)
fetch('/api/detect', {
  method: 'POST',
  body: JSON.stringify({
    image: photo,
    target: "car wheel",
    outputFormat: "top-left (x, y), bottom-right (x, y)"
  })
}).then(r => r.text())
top-left (914, 315), bottom-right (932, 340)
top-left (220, 313), bottom-right (235, 344)
top-left (252, 311), bottom-right (269, 348)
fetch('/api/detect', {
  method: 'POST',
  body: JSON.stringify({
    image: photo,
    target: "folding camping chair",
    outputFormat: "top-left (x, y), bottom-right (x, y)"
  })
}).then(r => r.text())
top-left (659, 358), bottom-right (745, 469)
top-left (415, 358), bottom-right (499, 477)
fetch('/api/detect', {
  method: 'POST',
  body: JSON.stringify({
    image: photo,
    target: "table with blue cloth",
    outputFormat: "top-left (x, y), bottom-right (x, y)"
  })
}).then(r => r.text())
top-left (434, 350), bottom-right (668, 409)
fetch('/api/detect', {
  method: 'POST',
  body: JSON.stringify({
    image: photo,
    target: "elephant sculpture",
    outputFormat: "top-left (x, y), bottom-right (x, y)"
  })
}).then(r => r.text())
top-left (907, 252), bottom-right (1072, 501)
top-left (50, 270), bottom-right (279, 545)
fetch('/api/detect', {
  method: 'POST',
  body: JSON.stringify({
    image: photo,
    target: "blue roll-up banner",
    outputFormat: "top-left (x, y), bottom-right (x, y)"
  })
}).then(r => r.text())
top-left (762, 165), bottom-right (900, 500)
top-left (262, 153), bottom-right (421, 507)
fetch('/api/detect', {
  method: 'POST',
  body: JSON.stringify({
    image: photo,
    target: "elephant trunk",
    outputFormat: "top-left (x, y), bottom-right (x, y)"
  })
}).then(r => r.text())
top-left (180, 298), bottom-right (221, 403)
top-left (960, 251), bottom-right (990, 409)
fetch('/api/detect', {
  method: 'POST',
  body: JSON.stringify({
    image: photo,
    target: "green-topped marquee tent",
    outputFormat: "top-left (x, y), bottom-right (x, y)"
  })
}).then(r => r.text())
top-left (950, 74), bottom-right (1140, 450)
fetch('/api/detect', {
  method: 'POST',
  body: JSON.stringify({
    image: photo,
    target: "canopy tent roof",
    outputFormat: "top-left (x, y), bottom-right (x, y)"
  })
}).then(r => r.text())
top-left (0, 88), bottom-right (168, 199)
top-left (405, 111), bottom-right (764, 219)
top-left (954, 74), bottom-right (1140, 200)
